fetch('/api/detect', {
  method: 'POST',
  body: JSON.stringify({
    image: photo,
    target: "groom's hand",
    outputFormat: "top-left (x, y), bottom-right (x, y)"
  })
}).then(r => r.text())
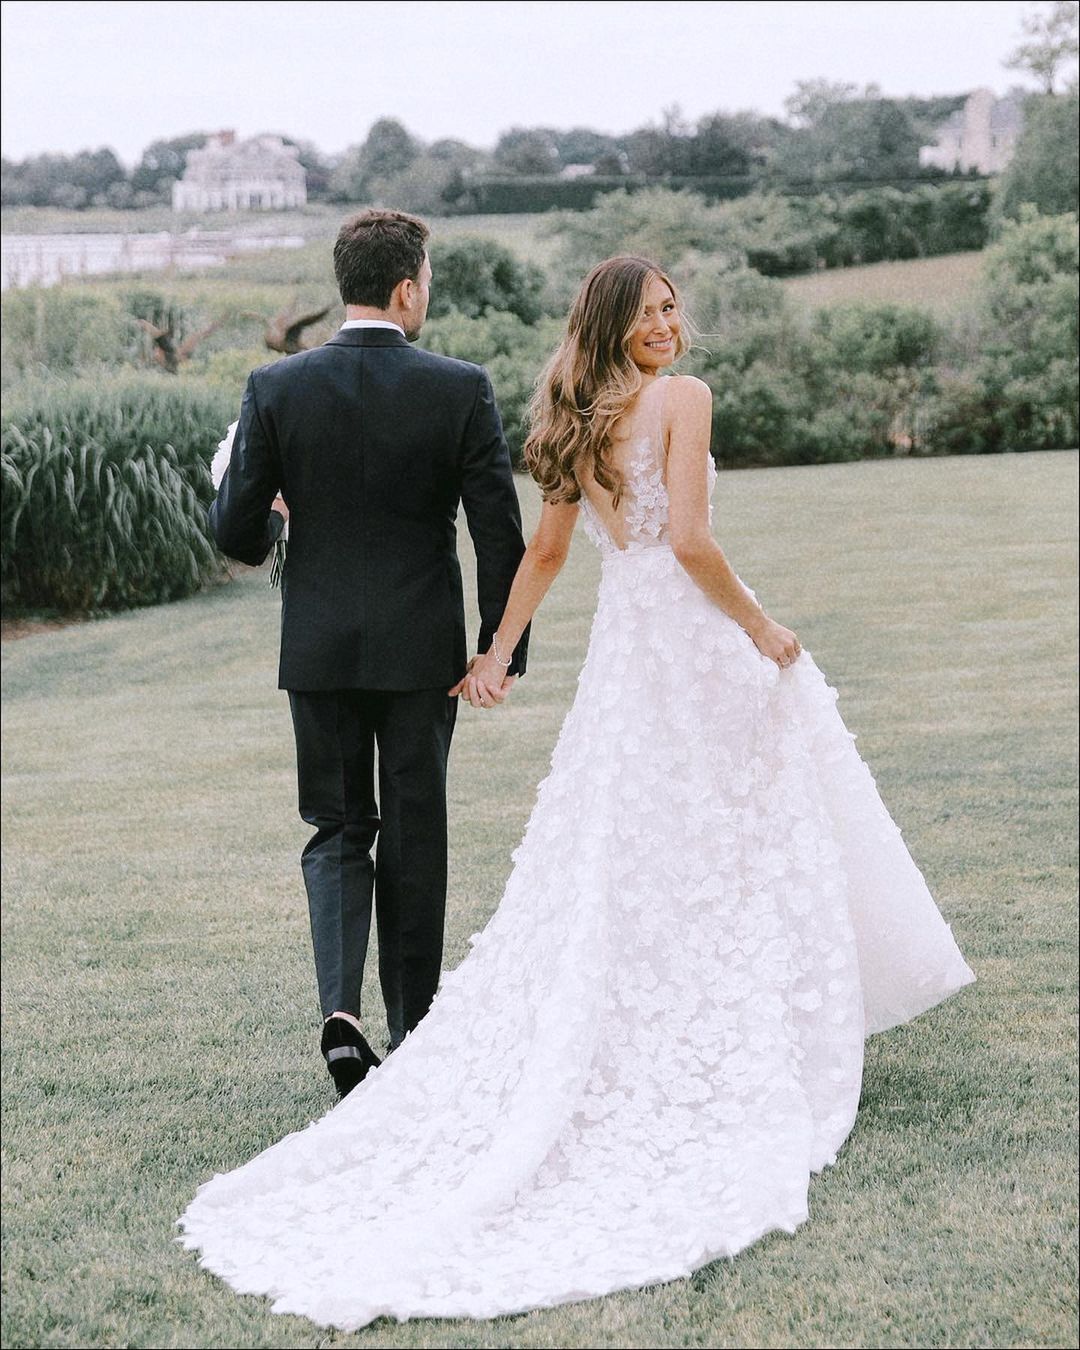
top-left (448, 656), bottom-right (478, 698)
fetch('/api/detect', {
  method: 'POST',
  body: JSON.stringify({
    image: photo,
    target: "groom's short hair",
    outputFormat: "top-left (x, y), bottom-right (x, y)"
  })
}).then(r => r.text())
top-left (334, 209), bottom-right (430, 308)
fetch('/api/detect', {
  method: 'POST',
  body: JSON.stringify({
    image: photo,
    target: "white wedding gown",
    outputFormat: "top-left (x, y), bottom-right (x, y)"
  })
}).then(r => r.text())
top-left (179, 392), bottom-right (975, 1330)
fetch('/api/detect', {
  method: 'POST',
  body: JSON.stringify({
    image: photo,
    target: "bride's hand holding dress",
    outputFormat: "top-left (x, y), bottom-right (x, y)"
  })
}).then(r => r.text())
top-left (663, 374), bottom-right (802, 669)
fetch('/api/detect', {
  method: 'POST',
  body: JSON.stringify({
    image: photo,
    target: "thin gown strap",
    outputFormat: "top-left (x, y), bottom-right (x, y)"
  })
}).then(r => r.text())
top-left (653, 377), bottom-right (669, 472)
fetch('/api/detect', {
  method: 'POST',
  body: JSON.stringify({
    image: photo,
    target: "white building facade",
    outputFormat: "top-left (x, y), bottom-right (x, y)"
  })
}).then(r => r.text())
top-left (919, 89), bottom-right (1026, 175)
top-left (172, 132), bottom-right (307, 211)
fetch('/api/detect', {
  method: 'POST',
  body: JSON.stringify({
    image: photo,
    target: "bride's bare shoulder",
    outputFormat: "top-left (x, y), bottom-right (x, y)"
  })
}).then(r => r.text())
top-left (664, 377), bottom-right (711, 445)
top-left (665, 374), bottom-right (711, 405)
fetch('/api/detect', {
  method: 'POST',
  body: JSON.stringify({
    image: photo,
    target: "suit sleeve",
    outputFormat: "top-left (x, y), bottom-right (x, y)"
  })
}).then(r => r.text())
top-left (459, 369), bottom-right (530, 676)
top-left (208, 373), bottom-right (285, 567)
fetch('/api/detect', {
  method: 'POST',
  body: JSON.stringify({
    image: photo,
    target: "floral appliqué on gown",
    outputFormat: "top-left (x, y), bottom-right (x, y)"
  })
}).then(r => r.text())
top-left (179, 379), bottom-right (975, 1330)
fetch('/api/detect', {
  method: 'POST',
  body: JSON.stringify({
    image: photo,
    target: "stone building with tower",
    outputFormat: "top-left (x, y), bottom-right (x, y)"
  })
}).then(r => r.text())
top-left (172, 131), bottom-right (307, 211)
top-left (918, 89), bottom-right (1026, 175)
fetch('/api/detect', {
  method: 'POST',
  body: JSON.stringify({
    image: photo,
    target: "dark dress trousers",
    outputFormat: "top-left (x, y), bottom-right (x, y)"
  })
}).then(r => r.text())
top-left (209, 327), bottom-right (528, 1047)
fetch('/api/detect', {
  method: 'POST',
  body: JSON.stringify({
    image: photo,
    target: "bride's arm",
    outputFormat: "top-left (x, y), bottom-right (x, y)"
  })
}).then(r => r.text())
top-left (666, 376), bottom-right (800, 667)
top-left (457, 497), bottom-right (579, 705)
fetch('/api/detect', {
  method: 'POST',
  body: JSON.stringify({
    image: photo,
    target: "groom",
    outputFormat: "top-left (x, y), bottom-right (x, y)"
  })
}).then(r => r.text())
top-left (210, 208), bottom-right (528, 1097)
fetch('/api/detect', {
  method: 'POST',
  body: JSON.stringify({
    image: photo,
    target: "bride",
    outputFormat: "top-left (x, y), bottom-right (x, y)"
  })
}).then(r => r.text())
top-left (180, 254), bottom-right (975, 1330)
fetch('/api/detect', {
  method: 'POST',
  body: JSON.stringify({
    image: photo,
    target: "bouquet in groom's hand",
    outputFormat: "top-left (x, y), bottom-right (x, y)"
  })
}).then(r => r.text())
top-left (211, 422), bottom-right (287, 587)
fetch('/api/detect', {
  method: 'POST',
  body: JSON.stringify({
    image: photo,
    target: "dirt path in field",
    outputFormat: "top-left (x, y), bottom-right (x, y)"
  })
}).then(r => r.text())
top-left (1, 616), bottom-right (88, 641)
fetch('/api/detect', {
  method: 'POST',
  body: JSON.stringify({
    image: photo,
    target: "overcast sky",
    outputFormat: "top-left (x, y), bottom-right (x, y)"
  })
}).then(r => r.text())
top-left (0, 0), bottom-right (1047, 164)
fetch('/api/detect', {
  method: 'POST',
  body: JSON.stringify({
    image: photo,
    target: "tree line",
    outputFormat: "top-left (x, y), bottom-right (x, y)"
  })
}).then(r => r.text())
top-left (6, 85), bottom-right (1075, 224)
top-left (0, 84), bottom-right (981, 213)
top-left (2, 2), bottom-right (1076, 214)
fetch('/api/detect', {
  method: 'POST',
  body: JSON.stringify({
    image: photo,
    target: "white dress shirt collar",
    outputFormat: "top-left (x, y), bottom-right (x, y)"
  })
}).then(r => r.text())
top-left (340, 318), bottom-right (406, 336)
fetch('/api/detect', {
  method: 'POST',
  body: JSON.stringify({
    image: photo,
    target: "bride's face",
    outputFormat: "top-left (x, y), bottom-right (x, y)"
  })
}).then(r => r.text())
top-left (627, 276), bottom-right (680, 373)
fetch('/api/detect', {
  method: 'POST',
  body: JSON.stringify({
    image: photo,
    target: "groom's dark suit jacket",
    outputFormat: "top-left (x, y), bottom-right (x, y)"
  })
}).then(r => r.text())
top-left (210, 327), bottom-right (528, 691)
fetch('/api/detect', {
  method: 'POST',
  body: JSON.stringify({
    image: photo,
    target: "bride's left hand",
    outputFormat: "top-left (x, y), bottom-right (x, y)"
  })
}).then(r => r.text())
top-left (451, 652), bottom-right (514, 708)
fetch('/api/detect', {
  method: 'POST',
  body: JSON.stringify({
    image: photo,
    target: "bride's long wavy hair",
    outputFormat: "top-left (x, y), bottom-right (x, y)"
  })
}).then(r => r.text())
top-left (523, 255), bottom-right (692, 506)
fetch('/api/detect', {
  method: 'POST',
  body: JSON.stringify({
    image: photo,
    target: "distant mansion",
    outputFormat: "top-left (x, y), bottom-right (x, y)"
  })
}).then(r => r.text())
top-left (172, 132), bottom-right (307, 211)
top-left (919, 88), bottom-right (1026, 175)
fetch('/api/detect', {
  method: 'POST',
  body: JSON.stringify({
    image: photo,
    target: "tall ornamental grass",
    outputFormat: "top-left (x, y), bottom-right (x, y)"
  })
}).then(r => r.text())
top-left (1, 376), bottom-right (236, 612)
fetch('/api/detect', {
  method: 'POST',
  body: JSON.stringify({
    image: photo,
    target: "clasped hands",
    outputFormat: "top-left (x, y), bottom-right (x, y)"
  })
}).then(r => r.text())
top-left (449, 652), bottom-right (515, 709)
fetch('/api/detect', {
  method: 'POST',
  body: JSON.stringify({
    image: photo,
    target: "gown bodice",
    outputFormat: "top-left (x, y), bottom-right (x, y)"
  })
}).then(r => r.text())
top-left (577, 379), bottom-right (717, 559)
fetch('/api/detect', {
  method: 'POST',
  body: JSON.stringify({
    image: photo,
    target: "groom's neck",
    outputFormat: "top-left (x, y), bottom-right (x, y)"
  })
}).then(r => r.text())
top-left (345, 304), bottom-right (401, 325)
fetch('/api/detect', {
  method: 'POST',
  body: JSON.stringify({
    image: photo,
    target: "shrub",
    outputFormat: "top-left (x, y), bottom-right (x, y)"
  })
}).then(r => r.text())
top-left (683, 262), bottom-right (798, 372)
top-left (183, 347), bottom-right (281, 400)
top-left (808, 303), bottom-right (940, 374)
top-left (994, 91), bottom-right (1080, 224)
top-left (980, 208), bottom-right (1078, 344)
top-left (921, 374), bottom-right (1016, 456)
top-left (459, 175), bottom-right (642, 214)
top-left (707, 362), bottom-right (808, 468)
top-left (1, 376), bottom-right (236, 612)
top-left (544, 187), bottom-right (745, 304)
top-left (833, 188), bottom-right (910, 264)
top-left (366, 154), bottom-right (472, 215)
top-left (0, 283), bottom-right (269, 383)
top-left (796, 402), bottom-right (887, 463)
top-left (731, 183), bottom-right (991, 273)
top-left (687, 269), bottom-right (943, 464)
top-left (0, 286), bottom-right (135, 379)
top-left (210, 238), bottom-right (338, 288)
top-left (717, 194), bottom-right (841, 275)
top-left (918, 180), bottom-right (993, 255)
top-left (704, 361), bottom-right (912, 468)
top-left (798, 370), bottom-right (924, 460)
top-left (545, 183), bottom-right (992, 294)
top-left (954, 209), bottom-right (1080, 452)
top-left (428, 237), bottom-right (548, 324)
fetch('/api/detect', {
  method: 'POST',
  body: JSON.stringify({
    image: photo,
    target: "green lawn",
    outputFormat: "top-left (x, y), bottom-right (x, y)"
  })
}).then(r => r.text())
top-left (2, 452), bottom-right (1077, 1349)
top-left (780, 250), bottom-right (987, 315)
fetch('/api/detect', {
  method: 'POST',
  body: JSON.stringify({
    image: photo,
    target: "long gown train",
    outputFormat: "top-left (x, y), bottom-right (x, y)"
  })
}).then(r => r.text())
top-left (179, 401), bottom-right (974, 1330)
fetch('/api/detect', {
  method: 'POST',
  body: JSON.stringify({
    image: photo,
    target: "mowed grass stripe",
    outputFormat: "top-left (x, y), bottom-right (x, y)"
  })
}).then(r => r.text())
top-left (2, 450), bottom-right (1077, 1349)
top-left (780, 249), bottom-right (988, 316)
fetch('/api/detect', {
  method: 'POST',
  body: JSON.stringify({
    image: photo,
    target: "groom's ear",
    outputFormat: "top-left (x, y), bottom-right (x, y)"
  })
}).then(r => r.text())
top-left (397, 254), bottom-right (430, 310)
top-left (391, 274), bottom-right (414, 311)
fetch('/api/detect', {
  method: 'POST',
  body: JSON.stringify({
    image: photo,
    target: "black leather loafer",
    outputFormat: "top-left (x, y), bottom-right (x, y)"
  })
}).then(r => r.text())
top-left (320, 1018), bottom-right (381, 1099)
